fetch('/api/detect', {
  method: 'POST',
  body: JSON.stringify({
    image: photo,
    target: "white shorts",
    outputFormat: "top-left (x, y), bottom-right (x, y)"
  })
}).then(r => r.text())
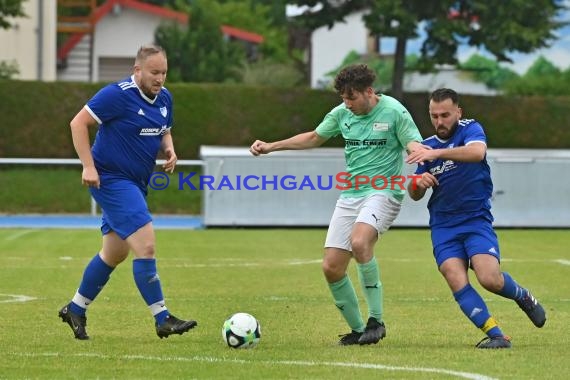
top-left (324, 194), bottom-right (402, 251)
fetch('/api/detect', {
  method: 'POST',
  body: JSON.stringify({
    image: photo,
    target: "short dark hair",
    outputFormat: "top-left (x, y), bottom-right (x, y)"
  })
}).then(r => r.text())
top-left (334, 64), bottom-right (376, 95)
top-left (430, 88), bottom-right (459, 105)
top-left (135, 44), bottom-right (166, 65)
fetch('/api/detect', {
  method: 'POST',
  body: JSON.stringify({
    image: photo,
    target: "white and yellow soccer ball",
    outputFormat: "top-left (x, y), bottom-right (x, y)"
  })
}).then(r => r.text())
top-left (222, 312), bottom-right (261, 349)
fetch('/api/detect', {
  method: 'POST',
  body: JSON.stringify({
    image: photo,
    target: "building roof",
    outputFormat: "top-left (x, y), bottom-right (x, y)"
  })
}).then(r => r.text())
top-left (221, 25), bottom-right (264, 44)
top-left (58, 0), bottom-right (264, 61)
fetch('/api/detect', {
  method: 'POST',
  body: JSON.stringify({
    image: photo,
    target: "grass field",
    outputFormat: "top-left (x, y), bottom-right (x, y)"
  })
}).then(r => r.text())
top-left (0, 228), bottom-right (568, 379)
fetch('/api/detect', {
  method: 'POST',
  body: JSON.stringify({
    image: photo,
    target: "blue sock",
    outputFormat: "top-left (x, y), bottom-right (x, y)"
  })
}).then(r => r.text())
top-left (496, 272), bottom-right (526, 300)
top-left (133, 258), bottom-right (168, 325)
top-left (70, 253), bottom-right (114, 316)
top-left (453, 284), bottom-right (503, 338)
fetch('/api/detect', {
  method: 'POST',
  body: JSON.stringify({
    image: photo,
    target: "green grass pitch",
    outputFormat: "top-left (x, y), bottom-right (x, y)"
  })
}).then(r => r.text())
top-left (0, 228), bottom-right (568, 379)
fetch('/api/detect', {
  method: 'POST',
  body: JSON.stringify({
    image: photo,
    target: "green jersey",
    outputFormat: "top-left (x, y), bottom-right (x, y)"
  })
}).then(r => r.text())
top-left (315, 94), bottom-right (422, 201)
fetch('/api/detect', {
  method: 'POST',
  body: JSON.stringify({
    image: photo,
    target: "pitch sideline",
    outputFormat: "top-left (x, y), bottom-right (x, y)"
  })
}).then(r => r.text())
top-left (13, 352), bottom-right (498, 380)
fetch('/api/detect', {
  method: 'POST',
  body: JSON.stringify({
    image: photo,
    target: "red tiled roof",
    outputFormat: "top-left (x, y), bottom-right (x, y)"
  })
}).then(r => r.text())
top-left (221, 25), bottom-right (264, 45)
top-left (58, 0), bottom-right (263, 60)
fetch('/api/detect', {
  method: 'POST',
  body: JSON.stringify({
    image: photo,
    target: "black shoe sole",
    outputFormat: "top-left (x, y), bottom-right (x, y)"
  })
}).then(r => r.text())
top-left (157, 320), bottom-right (198, 339)
top-left (358, 332), bottom-right (386, 345)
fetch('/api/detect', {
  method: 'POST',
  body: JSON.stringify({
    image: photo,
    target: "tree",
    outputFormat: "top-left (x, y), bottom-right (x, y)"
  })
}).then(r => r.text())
top-left (504, 56), bottom-right (570, 95)
top-left (524, 55), bottom-right (561, 78)
top-left (460, 54), bottom-right (519, 89)
top-left (204, 0), bottom-right (289, 61)
top-left (152, 0), bottom-right (298, 85)
top-left (0, 0), bottom-right (26, 29)
top-left (369, 0), bottom-right (568, 99)
top-left (0, 60), bottom-right (19, 79)
top-left (155, 0), bottom-right (245, 83)
top-left (292, 0), bottom-right (566, 99)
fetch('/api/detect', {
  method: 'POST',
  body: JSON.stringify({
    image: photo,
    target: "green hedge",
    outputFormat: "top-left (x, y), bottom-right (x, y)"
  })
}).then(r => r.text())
top-left (404, 94), bottom-right (570, 149)
top-left (1, 80), bottom-right (569, 159)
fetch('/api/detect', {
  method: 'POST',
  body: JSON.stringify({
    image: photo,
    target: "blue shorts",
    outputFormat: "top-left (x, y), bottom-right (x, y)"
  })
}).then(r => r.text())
top-left (431, 217), bottom-right (500, 267)
top-left (89, 179), bottom-right (152, 240)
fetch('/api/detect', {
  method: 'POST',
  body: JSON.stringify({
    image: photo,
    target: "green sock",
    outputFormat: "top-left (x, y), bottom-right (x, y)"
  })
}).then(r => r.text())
top-left (357, 256), bottom-right (383, 322)
top-left (328, 275), bottom-right (364, 332)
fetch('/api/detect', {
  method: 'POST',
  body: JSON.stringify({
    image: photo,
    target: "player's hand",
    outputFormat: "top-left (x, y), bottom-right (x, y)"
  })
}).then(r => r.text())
top-left (82, 166), bottom-right (100, 189)
top-left (162, 148), bottom-right (177, 173)
top-left (406, 146), bottom-right (438, 164)
top-left (250, 140), bottom-right (270, 156)
top-left (413, 172), bottom-right (439, 190)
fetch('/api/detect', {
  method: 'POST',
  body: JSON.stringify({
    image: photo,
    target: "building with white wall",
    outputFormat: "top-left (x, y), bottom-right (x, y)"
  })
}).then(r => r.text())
top-left (310, 10), bottom-right (369, 88)
top-left (0, 0), bottom-right (57, 81)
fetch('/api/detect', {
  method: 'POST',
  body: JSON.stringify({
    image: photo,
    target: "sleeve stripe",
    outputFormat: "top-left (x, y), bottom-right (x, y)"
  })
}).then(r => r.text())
top-left (85, 105), bottom-right (102, 125)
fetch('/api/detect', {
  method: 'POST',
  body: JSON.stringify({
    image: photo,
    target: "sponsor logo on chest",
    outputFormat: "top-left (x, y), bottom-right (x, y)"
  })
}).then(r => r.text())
top-left (140, 125), bottom-right (169, 136)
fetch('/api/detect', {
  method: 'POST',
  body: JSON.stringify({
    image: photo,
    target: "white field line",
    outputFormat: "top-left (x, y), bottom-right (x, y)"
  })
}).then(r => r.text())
top-left (3, 229), bottom-right (36, 241)
top-left (13, 352), bottom-right (498, 380)
top-left (0, 294), bottom-right (37, 303)
top-left (553, 259), bottom-right (570, 266)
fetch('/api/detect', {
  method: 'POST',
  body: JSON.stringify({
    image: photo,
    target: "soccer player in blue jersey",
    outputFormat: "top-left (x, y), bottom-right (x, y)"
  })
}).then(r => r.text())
top-left (406, 88), bottom-right (546, 349)
top-left (58, 44), bottom-right (197, 340)
top-left (250, 64), bottom-right (426, 345)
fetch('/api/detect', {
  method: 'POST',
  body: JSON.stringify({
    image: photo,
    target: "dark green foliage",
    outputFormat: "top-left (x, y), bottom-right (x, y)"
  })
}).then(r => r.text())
top-left (503, 56), bottom-right (570, 96)
top-left (1, 81), bottom-right (569, 163)
top-left (505, 69), bottom-right (570, 96)
top-left (524, 55), bottom-right (562, 78)
top-left (460, 54), bottom-right (519, 89)
top-left (170, 83), bottom-right (343, 157)
top-left (155, 0), bottom-right (245, 83)
top-left (0, 0), bottom-right (26, 29)
top-left (0, 80), bottom-right (340, 159)
top-left (289, 0), bottom-right (369, 30)
top-left (0, 60), bottom-right (19, 79)
top-left (403, 92), bottom-right (570, 149)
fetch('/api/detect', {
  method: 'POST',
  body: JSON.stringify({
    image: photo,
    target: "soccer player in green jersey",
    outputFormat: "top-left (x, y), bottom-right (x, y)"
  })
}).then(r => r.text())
top-left (250, 64), bottom-right (425, 345)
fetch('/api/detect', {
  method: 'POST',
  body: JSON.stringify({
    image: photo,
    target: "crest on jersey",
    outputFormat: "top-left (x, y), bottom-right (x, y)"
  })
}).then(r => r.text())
top-left (160, 107), bottom-right (168, 118)
top-left (373, 122), bottom-right (389, 131)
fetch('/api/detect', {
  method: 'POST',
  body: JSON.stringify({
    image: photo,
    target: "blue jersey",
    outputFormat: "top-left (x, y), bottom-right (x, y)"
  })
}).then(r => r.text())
top-left (85, 76), bottom-right (173, 192)
top-left (415, 119), bottom-right (493, 228)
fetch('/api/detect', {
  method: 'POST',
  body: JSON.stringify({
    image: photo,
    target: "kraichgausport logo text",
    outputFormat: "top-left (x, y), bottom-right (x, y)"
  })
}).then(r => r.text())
top-left (148, 172), bottom-right (423, 191)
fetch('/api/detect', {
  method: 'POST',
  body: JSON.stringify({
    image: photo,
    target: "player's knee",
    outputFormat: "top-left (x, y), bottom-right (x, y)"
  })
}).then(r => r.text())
top-left (100, 249), bottom-right (128, 266)
top-left (322, 260), bottom-right (343, 282)
top-left (135, 242), bottom-right (156, 258)
top-left (478, 273), bottom-right (503, 292)
top-left (350, 238), bottom-right (372, 259)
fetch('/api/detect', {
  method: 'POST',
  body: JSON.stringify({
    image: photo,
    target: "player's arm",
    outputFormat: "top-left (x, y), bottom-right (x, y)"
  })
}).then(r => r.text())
top-left (407, 172), bottom-right (439, 201)
top-left (160, 131), bottom-right (177, 173)
top-left (406, 141), bottom-right (432, 154)
top-left (250, 131), bottom-right (328, 156)
top-left (70, 107), bottom-right (100, 188)
top-left (406, 142), bottom-right (486, 164)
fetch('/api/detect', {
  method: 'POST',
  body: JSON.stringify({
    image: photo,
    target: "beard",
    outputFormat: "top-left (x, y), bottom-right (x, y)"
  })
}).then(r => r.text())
top-left (436, 122), bottom-right (458, 139)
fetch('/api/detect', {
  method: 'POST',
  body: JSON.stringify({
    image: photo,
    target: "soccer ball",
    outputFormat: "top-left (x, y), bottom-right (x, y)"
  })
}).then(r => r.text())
top-left (222, 312), bottom-right (261, 349)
